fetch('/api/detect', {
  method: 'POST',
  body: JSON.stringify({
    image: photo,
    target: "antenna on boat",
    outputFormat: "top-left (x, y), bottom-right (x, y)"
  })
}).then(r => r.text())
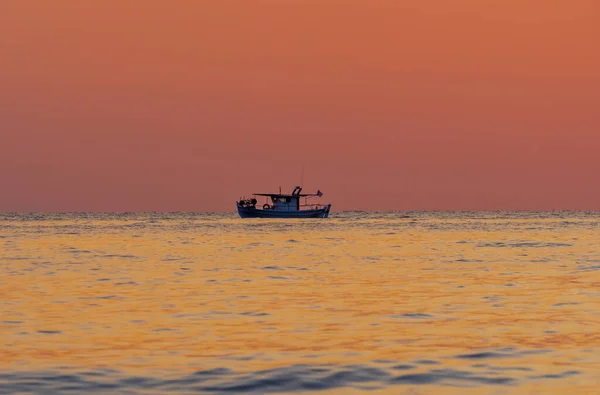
top-left (300, 165), bottom-right (304, 188)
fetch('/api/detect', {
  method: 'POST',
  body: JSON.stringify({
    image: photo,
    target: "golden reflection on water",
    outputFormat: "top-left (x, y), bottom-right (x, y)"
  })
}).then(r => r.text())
top-left (1, 213), bottom-right (599, 393)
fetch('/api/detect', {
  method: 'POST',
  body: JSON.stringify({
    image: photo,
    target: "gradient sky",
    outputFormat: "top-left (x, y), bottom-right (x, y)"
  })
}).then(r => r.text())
top-left (1, 0), bottom-right (599, 212)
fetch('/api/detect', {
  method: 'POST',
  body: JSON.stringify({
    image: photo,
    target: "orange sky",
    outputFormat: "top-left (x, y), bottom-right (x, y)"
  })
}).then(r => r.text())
top-left (1, 0), bottom-right (599, 211)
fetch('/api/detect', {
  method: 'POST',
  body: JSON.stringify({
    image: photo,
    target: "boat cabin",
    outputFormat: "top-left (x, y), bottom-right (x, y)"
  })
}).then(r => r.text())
top-left (269, 194), bottom-right (300, 211)
top-left (256, 186), bottom-right (306, 211)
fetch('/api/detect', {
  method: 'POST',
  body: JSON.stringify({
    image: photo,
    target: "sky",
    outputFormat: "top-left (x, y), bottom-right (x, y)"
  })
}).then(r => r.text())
top-left (1, 0), bottom-right (599, 212)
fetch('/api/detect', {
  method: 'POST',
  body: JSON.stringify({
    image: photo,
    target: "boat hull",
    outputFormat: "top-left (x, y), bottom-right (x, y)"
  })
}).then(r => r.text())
top-left (237, 203), bottom-right (331, 218)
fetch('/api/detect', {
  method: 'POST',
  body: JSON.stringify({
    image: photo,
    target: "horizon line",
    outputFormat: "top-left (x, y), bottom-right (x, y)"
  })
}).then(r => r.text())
top-left (1, 209), bottom-right (599, 214)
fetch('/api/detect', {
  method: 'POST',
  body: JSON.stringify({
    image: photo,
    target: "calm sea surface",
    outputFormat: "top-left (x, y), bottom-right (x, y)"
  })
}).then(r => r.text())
top-left (1, 212), bottom-right (599, 394)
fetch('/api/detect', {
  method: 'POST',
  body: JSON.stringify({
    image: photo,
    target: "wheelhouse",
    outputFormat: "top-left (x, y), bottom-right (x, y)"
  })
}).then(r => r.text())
top-left (269, 195), bottom-right (299, 211)
top-left (258, 186), bottom-right (305, 211)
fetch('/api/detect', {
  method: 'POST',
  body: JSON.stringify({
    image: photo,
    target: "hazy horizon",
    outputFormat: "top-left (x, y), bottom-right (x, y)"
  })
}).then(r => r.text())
top-left (1, 209), bottom-right (599, 215)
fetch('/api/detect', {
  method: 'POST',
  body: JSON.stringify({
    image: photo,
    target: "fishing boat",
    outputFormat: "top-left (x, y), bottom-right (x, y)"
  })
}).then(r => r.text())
top-left (237, 186), bottom-right (331, 218)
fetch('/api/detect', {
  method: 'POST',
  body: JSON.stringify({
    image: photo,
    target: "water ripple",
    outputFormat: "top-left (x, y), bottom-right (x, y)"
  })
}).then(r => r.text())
top-left (0, 364), bottom-right (517, 393)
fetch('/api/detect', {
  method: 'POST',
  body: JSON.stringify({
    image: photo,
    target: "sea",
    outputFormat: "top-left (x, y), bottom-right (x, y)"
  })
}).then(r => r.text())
top-left (1, 212), bottom-right (599, 394)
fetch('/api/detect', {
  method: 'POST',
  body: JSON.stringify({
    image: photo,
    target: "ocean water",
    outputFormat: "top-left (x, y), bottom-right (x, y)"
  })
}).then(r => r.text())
top-left (1, 211), bottom-right (599, 394)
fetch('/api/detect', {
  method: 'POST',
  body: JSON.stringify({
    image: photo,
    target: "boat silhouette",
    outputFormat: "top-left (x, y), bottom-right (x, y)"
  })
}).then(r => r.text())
top-left (237, 186), bottom-right (331, 218)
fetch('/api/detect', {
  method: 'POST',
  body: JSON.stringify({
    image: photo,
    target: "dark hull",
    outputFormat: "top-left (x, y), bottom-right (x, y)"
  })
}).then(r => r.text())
top-left (237, 204), bottom-right (331, 218)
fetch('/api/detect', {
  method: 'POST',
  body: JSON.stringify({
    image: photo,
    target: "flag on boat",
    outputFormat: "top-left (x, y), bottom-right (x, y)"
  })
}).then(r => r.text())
top-left (316, 190), bottom-right (323, 197)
